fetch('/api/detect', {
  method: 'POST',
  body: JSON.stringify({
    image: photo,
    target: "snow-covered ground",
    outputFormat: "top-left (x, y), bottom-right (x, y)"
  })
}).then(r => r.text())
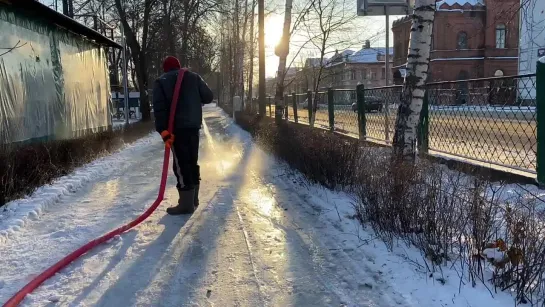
top-left (112, 118), bottom-right (140, 129)
top-left (0, 106), bottom-right (516, 306)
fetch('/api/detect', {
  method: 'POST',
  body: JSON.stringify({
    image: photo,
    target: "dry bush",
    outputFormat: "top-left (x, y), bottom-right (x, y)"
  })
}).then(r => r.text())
top-left (235, 112), bottom-right (358, 189)
top-left (353, 150), bottom-right (545, 305)
top-left (0, 121), bottom-right (154, 206)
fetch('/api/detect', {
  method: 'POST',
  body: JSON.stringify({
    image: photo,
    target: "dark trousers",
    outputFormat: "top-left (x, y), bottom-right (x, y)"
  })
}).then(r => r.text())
top-left (172, 128), bottom-right (200, 190)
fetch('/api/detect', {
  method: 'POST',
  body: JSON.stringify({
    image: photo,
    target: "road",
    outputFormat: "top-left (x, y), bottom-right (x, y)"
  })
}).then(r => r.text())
top-left (271, 105), bottom-right (536, 172)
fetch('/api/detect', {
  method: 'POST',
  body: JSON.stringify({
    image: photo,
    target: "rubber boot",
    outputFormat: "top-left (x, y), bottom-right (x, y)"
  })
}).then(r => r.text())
top-left (167, 188), bottom-right (195, 215)
top-left (194, 185), bottom-right (200, 208)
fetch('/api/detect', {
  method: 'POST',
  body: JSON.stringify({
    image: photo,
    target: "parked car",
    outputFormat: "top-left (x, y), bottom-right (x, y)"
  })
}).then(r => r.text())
top-left (351, 96), bottom-right (384, 113)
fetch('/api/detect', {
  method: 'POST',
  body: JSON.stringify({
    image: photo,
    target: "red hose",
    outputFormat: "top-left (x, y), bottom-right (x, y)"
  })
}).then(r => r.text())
top-left (3, 69), bottom-right (187, 307)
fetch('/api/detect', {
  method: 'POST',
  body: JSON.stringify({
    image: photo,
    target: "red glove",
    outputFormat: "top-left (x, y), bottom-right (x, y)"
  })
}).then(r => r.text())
top-left (160, 130), bottom-right (175, 148)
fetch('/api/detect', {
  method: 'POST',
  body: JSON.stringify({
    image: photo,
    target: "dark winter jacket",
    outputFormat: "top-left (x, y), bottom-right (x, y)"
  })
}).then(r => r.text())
top-left (152, 69), bottom-right (214, 133)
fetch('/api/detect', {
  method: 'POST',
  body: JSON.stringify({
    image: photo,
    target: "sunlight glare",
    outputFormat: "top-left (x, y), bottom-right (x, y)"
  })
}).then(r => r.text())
top-left (265, 14), bottom-right (284, 48)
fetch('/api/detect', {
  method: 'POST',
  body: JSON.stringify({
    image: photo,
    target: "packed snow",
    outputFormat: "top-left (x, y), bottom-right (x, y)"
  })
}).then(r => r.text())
top-left (0, 105), bottom-right (517, 306)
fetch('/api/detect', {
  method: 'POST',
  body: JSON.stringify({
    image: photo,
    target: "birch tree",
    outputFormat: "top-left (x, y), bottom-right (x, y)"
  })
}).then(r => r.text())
top-left (392, 0), bottom-right (435, 159)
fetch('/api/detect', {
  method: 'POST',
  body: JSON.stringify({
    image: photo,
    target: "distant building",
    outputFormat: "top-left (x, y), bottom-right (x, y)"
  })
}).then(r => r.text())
top-left (0, 0), bottom-right (120, 143)
top-left (323, 41), bottom-right (394, 89)
top-left (392, 0), bottom-right (519, 83)
top-left (517, 0), bottom-right (543, 102)
top-left (518, 0), bottom-right (544, 75)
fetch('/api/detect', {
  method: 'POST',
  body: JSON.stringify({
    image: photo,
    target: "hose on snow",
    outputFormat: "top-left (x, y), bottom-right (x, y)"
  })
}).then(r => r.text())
top-left (3, 69), bottom-right (187, 307)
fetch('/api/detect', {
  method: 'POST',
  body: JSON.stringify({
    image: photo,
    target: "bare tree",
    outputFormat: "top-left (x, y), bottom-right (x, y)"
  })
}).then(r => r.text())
top-left (299, 0), bottom-right (356, 125)
top-left (113, 0), bottom-right (154, 121)
top-left (392, 0), bottom-right (435, 159)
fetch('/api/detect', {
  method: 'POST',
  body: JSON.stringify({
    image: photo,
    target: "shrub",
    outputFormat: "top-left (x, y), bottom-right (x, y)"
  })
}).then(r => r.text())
top-left (0, 122), bottom-right (154, 206)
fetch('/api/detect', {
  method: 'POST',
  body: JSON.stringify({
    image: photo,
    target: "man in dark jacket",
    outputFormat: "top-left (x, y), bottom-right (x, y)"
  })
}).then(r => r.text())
top-left (152, 56), bottom-right (214, 215)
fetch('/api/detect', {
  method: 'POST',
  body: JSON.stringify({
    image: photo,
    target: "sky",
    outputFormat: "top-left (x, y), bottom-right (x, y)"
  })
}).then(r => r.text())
top-left (39, 0), bottom-right (399, 77)
top-left (264, 13), bottom-right (398, 77)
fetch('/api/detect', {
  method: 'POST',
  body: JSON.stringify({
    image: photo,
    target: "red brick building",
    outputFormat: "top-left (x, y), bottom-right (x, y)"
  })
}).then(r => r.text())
top-left (392, 0), bottom-right (519, 83)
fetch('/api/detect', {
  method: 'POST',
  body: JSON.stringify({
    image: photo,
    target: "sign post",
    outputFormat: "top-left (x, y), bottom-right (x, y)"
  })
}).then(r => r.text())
top-left (357, 0), bottom-right (409, 142)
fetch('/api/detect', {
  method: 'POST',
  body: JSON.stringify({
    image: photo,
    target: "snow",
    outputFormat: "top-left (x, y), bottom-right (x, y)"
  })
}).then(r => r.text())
top-left (0, 105), bottom-right (517, 306)
top-left (436, 0), bottom-right (484, 7)
top-left (539, 56), bottom-right (545, 64)
top-left (0, 133), bottom-right (156, 246)
top-left (348, 47), bottom-right (393, 64)
top-left (483, 248), bottom-right (506, 262)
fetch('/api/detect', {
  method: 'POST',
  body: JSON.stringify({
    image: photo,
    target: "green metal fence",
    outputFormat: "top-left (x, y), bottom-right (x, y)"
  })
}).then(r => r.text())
top-left (262, 72), bottom-right (541, 181)
top-left (425, 74), bottom-right (537, 174)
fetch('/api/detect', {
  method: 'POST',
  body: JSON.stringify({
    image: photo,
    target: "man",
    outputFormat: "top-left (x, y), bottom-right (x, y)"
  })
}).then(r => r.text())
top-left (152, 56), bottom-right (214, 215)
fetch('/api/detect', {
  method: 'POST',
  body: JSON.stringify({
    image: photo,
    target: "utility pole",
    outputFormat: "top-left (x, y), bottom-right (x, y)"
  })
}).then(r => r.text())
top-left (384, 7), bottom-right (390, 141)
top-left (62, 0), bottom-right (69, 15)
top-left (274, 0), bottom-right (293, 123)
top-left (258, 0), bottom-right (266, 116)
top-left (247, 0), bottom-right (257, 112)
top-left (120, 0), bottom-right (129, 126)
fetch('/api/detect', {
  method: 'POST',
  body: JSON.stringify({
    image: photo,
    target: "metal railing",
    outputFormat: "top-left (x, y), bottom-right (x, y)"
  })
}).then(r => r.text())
top-left (260, 72), bottom-right (540, 180)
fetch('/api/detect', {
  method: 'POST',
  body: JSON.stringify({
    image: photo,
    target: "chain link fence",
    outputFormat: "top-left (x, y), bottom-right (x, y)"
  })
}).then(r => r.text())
top-left (361, 85), bottom-right (402, 144)
top-left (331, 89), bottom-right (358, 136)
top-left (426, 74), bottom-right (537, 173)
top-left (252, 73), bottom-right (538, 178)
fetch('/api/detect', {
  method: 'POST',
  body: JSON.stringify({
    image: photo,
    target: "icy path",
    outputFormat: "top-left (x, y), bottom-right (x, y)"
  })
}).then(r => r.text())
top-left (0, 106), bottom-right (513, 307)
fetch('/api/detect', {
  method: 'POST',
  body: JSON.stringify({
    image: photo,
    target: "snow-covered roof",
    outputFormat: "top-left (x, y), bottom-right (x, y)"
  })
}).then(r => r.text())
top-left (348, 47), bottom-right (393, 63)
top-left (436, 0), bottom-right (485, 10)
top-left (324, 47), bottom-right (393, 67)
top-left (326, 50), bottom-right (356, 66)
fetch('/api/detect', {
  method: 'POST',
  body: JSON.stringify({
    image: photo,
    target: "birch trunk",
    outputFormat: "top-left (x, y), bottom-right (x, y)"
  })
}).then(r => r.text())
top-left (392, 0), bottom-right (435, 159)
top-left (274, 0), bottom-right (293, 123)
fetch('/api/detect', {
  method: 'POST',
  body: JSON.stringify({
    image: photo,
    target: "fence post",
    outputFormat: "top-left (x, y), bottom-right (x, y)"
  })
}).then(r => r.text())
top-left (356, 84), bottom-right (366, 139)
top-left (537, 57), bottom-right (545, 185)
top-left (307, 90), bottom-right (313, 127)
top-left (418, 90), bottom-right (430, 155)
top-left (327, 88), bottom-right (335, 132)
top-left (292, 92), bottom-right (298, 123)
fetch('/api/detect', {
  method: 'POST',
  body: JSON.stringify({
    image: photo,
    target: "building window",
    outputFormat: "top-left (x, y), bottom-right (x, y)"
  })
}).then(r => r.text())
top-left (457, 32), bottom-right (468, 49)
top-left (381, 68), bottom-right (386, 79)
top-left (361, 69), bottom-right (367, 80)
top-left (494, 70), bottom-right (504, 77)
top-left (350, 70), bottom-right (356, 80)
top-left (371, 70), bottom-right (377, 80)
top-left (496, 24), bottom-right (506, 49)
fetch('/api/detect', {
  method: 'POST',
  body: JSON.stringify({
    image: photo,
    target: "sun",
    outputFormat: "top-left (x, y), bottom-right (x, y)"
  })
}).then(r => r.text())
top-left (264, 14), bottom-right (284, 48)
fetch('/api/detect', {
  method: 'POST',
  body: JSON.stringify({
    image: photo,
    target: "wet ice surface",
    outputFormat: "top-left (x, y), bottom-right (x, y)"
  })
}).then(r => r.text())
top-left (0, 106), bottom-right (514, 307)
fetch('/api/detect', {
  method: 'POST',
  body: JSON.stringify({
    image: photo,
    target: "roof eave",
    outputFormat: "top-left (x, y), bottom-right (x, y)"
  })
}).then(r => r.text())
top-left (3, 0), bottom-right (122, 49)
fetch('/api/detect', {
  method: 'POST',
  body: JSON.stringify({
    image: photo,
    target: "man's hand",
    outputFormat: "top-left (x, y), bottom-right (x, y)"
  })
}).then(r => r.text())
top-left (160, 130), bottom-right (175, 148)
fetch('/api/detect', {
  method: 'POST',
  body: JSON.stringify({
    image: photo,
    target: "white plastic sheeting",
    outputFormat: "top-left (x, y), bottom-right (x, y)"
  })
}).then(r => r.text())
top-left (0, 7), bottom-right (111, 143)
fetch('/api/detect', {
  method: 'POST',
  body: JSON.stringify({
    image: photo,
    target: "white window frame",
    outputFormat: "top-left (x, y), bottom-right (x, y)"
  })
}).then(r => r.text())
top-left (495, 24), bottom-right (506, 49)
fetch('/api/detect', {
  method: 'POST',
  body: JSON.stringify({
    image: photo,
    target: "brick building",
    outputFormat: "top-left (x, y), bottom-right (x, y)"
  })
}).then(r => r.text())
top-left (392, 0), bottom-right (519, 83)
